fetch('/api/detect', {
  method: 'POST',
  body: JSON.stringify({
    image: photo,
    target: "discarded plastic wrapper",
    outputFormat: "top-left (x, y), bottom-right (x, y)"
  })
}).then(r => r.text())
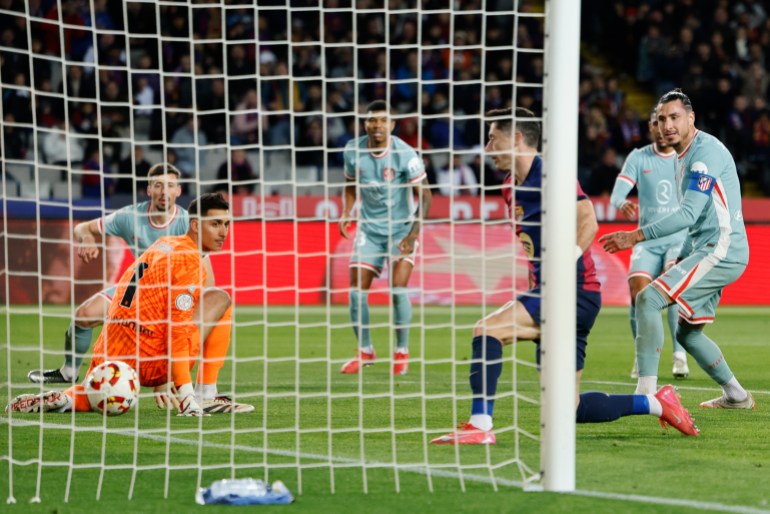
top-left (195, 478), bottom-right (294, 505)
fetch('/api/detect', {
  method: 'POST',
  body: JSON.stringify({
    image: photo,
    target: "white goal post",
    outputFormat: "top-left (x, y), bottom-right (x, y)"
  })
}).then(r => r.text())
top-left (1, 0), bottom-right (581, 502)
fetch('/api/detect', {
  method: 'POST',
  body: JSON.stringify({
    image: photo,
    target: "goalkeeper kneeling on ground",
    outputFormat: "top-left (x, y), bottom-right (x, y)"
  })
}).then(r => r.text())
top-left (6, 193), bottom-right (253, 417)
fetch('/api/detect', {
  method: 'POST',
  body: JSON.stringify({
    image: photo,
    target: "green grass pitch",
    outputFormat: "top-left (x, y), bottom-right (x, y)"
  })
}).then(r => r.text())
top-left (1, 305), bottom-right (769, 514)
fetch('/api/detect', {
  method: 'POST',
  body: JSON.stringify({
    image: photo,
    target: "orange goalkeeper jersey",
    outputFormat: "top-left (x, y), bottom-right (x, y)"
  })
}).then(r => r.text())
top-left (93, 235), bottom-right (206, 387)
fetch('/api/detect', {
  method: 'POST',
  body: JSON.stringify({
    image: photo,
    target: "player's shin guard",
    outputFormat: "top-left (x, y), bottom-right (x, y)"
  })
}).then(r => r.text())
top-left (676, 324), bottom-right (734, 385)
top-left (668, 304), bottom-right (685, 354)
top-left (349, 289), bottom-right (371, 348)
top-left (392, 288), bottom-right (411, 351)
top-left (64, 324), bottom-right (94, 371)
top-left (470, 336), bottom-right (503, 417)
top-left (576, 392), bottom-right (645, 423)
top-left (635, 286), bottom-right (669, 377)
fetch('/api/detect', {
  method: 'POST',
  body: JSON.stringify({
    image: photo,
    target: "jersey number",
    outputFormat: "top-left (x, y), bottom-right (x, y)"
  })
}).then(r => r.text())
top-left (120, 262), bottom-right (150, 308)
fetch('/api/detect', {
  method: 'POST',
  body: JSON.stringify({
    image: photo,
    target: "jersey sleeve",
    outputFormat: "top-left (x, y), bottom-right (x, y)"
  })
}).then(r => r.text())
top-left (403, 147), bottom-right (426, 183)
top-left (610, 150), bottom-right (638, 209)
top-left (166, 249), bottom-right (204, 388)
top-left (101, 205), bottom-right (134, 240)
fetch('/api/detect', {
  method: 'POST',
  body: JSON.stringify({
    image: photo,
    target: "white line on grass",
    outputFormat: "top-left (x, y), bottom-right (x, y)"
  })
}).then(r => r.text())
top-left (1, 416), bottom-right (768, 513)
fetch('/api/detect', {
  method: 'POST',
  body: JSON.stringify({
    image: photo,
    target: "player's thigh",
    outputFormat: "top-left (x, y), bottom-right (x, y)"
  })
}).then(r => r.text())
top-left (390, 258), bottom-right (414, 288)
top-left (473, 299), bottom-right (539, 344)
top-left (74, 287), bottom-right (115, 327)
top-left (655, 252), bottom-right (746, 324)
top-left (195, 287), bottom-right (231, 323)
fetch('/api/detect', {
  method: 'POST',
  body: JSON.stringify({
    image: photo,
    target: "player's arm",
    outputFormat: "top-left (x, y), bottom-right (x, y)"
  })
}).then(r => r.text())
top-left (202, 254), bottom-right (215, 288)
top-left (609, 150), bottom-right (640, 220)
top-left (399, 178), bottom-right (432, 254)
top-left (576, 198), bottom-right (598, 256)
top-left (609, 175), bottom-right (637, 220)
top-left (73, 218), bottom-right (104, 263)
top-left (165, 252), bottom-right (205, 415)
top-left (640, 177), bottom-right (711, 240)
top-left (339, 177), bottom-right (357, 239)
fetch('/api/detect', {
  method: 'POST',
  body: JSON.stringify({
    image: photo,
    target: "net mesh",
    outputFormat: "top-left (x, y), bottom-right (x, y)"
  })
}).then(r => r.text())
top-left (1, 0), bottom-right (549, 502)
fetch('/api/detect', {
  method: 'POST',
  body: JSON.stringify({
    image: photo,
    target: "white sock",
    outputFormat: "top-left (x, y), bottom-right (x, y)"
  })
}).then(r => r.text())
top-left (646, 394), bottom-right (662, 417)
top-left (360, 346), bottom-right (374, 355)
top-left (469, 414), bottom-right (493, 432)
top-left (60, 365), bottom-right (77, 381)
top-left (635, 375), bottom-right (658, 395)
top-left (721, 377), bottom-right (748, 402)
top-left (672, 351), bottom-right (687, 362)
top-left (195, 383), bottom-right (218, 401)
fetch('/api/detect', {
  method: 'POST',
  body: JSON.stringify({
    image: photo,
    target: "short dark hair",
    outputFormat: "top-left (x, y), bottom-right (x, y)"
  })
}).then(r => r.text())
top-left (658, 88), bottom-right (693, 112)
top-left (188, 192), bottom-right (230, 217)
top-left (485, 107), bottom-right (541, 148)
top-left (147, 162), bottom-right (182, 179)
top-left (365, 100), bottom-right (390, 113)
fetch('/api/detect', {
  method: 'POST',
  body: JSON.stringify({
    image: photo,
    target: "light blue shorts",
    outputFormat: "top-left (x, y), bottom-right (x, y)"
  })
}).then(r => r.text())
top-left (654, 250), bottom-right (746, 324)
top-left (349, 227), bottom-right (416, 277)
top-left (629, 237), bottom-right (683, 281)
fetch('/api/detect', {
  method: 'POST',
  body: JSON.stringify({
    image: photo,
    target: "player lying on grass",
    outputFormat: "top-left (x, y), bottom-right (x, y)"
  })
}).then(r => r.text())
top-left (27, 164), bottom-right (246, 413)
top-left (601, 89), bottom-right (754, 410)
top-left (8, 193), bottom-right (251, 416)
top-left (431, 107), bottom-right (698, 445)
top-left (610, 106), bottom-right (689, 380)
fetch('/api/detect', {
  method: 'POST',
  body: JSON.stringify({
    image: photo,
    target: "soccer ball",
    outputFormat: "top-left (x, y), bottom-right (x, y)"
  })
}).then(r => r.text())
top-left (85, 361), bottom-right (139, 415)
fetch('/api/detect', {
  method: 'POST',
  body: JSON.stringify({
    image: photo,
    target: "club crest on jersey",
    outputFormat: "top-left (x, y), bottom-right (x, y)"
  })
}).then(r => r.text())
top-left (382, 168), bottom-right (395, 182)
top-left (697, 175), bottom-right (713, 191)
top-left (175, 293), bottom-right (194, 311)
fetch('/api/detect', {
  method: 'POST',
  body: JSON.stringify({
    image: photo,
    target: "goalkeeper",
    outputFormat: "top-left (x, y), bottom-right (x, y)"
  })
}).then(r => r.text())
top-left (27, 164), bottom-right (245, 413)
top-left (8, 193), bottom-right (248, 416)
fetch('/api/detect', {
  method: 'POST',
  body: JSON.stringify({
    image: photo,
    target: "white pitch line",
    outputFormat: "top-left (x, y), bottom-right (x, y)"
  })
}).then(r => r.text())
top-left (1, 416), bottom-right (768, 513)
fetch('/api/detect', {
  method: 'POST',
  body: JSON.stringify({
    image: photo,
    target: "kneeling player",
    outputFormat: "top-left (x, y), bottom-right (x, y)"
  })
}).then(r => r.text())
top-left (7, 193), bottom-right (252, 416)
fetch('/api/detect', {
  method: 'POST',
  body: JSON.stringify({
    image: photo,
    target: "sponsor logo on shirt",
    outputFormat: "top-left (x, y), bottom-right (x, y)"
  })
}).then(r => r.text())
top-left (642, 169), bottom-right (653, 174)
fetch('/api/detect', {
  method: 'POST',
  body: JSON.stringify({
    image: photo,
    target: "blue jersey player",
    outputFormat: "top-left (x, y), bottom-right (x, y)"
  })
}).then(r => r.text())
top-left (339, 100), bottom-right (432, 376)
top-left (602, 89), bottom-right (754, 411)
top-left (610, 107), bottom-right (689, 379)
top-left (432, 107), bottom-right (697, 445)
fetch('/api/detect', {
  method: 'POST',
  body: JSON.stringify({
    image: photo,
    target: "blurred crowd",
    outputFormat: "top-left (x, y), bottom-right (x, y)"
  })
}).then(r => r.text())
top-left (582, 0), bottom-right (770, 195)
top-left (2, 0), bottom-right (769, 199)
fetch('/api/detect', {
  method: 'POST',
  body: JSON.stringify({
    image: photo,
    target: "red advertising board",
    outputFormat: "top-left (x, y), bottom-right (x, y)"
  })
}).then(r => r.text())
top-left (3, 220), bottom-right (766, 306)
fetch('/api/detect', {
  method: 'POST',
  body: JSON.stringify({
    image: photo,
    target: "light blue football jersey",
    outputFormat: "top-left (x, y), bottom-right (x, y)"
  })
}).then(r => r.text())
top-left (100, 201), bottom-right (189, 257)
top-left (611, 143), bottom-right (686, 247)
top-left (344, 135), bottom-right (426, 236)
top-left (642, 130), bottom-right (749, 264)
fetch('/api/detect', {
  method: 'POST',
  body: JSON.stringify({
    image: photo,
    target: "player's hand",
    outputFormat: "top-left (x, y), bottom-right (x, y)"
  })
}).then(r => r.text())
top-left (153, 383), bottom-right (180, 410)
top-left (77, 235), bottom-right (100, 263)
top-left (618, 200), bottom-right (638, 220)
top-left (338, 215), bottom-right (353, 239)
top-left (175, 383), bottom-right (209, 417)
top-left (398, 235), bottom-right (417, 254)
top-left (598, 230), bottom-right (642, 253)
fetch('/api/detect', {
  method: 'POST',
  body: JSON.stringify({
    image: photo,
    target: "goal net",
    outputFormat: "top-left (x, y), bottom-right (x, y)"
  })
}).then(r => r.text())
top-left (1, 0), bottom-right (579, 503)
